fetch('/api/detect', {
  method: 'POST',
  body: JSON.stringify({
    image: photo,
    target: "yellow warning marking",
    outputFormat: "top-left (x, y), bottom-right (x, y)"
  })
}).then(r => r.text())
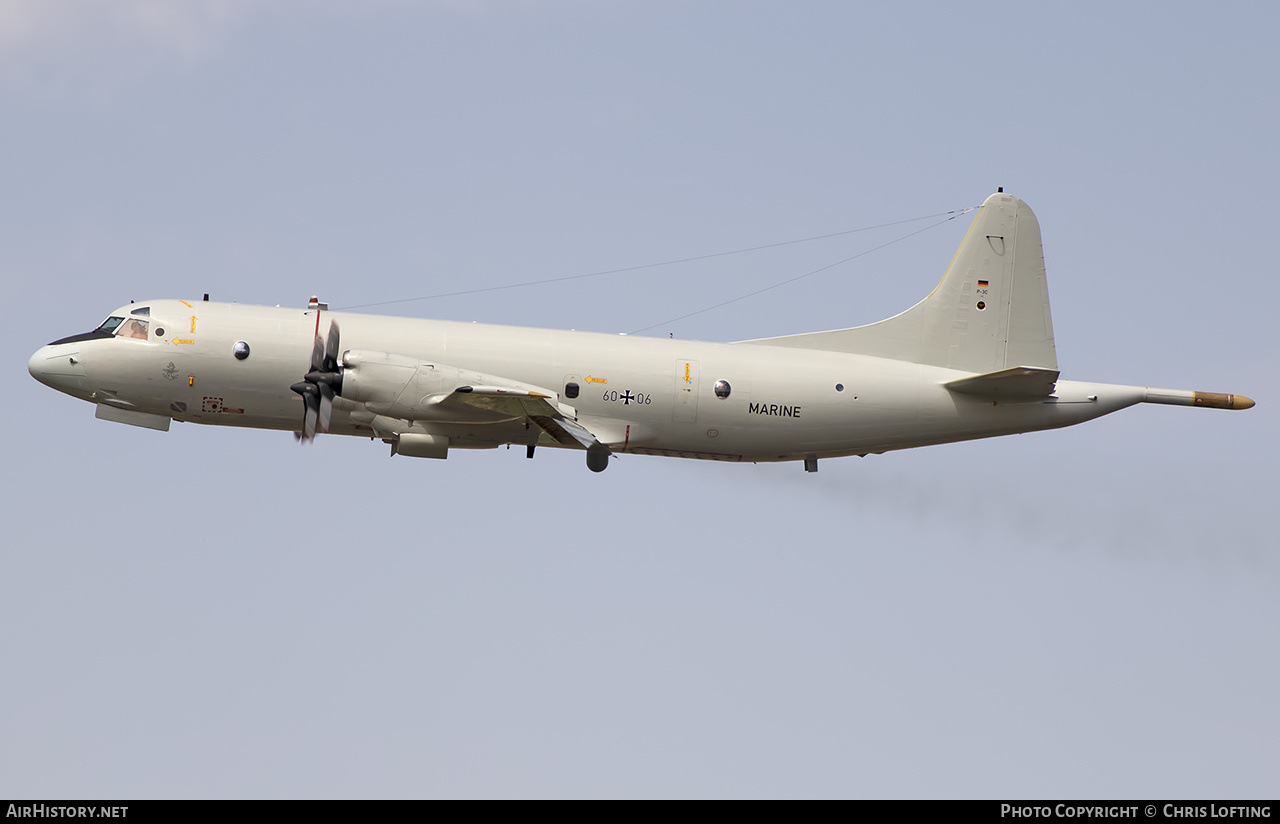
top-left (683, 362), bottom-right (691, 384)
top-left (189, 315), bottom-right (198, 333)
top-left (179, 300), bottom-right (192, 308)
top-left (188, 376), bottom-right (195, 386)
top-left (585, 376), bottom-right (607, 384)
top-left (172, 339), bottom-right (195, 346)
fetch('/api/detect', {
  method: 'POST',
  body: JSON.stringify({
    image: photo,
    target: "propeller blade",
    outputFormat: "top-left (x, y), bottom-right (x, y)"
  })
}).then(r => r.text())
top-left (324, 321), bottom-right (341, 372)
top-left (302, 392), bottom-right (320, 441)
top-left (310, 332), bottom-right (325, 374)
top-left (296, 318), bottom-right (341, 442)
top-left (318, 382), bottom-right (334, 434)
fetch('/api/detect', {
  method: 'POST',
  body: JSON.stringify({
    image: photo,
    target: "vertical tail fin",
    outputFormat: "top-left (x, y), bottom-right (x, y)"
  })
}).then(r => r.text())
top-left (740, 191), bottom-right (1058, 373)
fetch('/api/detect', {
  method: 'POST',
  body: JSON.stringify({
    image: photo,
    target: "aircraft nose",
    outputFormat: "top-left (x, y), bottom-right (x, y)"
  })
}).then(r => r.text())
top-left (29, 343), bottom-right (90, 395)
top-left (28, 345), bottom-right (55, 385)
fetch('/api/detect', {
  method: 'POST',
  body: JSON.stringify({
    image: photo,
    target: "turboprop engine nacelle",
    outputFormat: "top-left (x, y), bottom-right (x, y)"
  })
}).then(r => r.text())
top-left (338, 350), bottom-right (460, 420)
top-left (338, 350), bottom-right (561, 423)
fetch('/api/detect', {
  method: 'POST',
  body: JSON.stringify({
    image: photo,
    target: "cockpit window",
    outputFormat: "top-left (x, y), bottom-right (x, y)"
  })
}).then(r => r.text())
top-left (49, 314), bottom-right (148, 347)
top-left (117, 318), bottom-right (149, 340)
top-left (130, 306), bottom-right (150, 316)
top-left (89, 315), bottom-right (150, 341)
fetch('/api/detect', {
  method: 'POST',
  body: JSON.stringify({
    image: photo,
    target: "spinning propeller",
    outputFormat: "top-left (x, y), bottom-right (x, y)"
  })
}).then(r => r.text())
top-left (291, 320), bottom-right (343, 441)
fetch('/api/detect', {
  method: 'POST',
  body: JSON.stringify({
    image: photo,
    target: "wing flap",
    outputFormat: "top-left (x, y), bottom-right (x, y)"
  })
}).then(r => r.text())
top-left (528, 414), bottom-right (599, 450)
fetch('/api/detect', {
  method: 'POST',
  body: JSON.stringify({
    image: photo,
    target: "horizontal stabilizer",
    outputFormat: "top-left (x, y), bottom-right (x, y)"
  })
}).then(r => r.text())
top-left (945, 366), bottom-right (1059, 398)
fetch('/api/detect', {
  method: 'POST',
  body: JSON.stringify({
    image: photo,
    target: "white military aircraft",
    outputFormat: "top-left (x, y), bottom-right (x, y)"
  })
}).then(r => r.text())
top-left (29, 191), bottom-right (1253, 473)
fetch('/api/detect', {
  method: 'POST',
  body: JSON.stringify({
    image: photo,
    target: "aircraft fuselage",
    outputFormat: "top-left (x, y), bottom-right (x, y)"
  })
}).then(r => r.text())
top-left (30, 298), bottom-right (1146, 465)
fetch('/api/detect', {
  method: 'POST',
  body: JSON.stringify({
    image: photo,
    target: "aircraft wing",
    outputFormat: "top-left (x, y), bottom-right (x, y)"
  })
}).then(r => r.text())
top-left (335, 348), bottom-right (611, 451)
top-left (436, 384), bottom-right (607, 451)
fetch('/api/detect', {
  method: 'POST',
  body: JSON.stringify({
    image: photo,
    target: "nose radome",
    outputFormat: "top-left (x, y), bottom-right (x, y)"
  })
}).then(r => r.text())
top-left (29, 344), bottom-right (88, 394)
top-left (28, 346), bottom-right (54, 385)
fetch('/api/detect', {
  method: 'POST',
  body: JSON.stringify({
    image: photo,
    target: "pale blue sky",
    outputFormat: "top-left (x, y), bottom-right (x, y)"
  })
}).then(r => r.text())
top-left (3, 1), bottom-right (1276, 798)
